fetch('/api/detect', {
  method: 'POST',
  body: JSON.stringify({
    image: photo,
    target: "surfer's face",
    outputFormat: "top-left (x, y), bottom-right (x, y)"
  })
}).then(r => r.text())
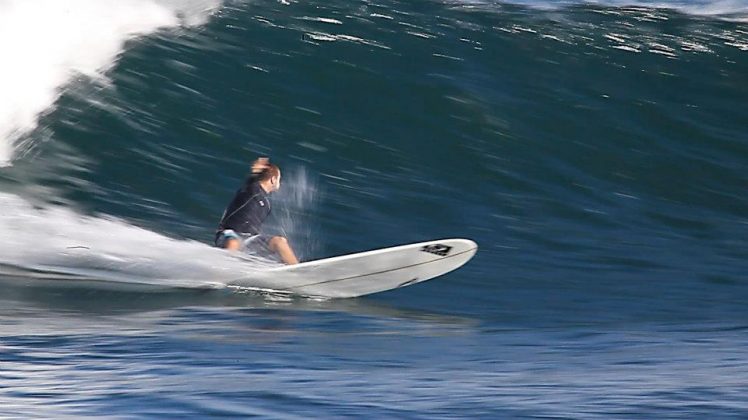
top-left (270, 172), bottom-right (281, 192)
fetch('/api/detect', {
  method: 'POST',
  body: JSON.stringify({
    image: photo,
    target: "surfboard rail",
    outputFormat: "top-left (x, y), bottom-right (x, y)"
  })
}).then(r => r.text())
top-left (229, 238), bottom-right (478, 298)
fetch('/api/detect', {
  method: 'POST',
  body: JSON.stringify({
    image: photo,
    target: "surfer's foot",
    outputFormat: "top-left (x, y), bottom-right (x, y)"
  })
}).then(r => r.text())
top-left (268, 236), bottom-right (299, 265)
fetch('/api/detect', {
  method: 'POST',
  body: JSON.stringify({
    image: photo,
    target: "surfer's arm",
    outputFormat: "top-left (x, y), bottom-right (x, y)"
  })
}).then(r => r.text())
top-left (251, 157), bottom-right (269, 174)
top-left (244, 157), bottom-right (269, 185)
top-left (244, 157), bottom-right (270, 183)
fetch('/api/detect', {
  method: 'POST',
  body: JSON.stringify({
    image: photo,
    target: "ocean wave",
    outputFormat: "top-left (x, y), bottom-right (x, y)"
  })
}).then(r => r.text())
top-left (0, 0), bottom-right (221, 167)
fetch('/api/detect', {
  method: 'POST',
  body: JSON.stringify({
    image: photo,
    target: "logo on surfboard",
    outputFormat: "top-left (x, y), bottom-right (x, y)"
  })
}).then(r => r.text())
top-left (420, 244), bottom-right (452, 257)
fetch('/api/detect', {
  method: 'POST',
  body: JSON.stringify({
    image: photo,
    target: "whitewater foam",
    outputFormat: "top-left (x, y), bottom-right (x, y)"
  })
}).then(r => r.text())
top-left (0, 192), bottom-right (277, 289)
top-left (0, 0), bottom-right (221, 166)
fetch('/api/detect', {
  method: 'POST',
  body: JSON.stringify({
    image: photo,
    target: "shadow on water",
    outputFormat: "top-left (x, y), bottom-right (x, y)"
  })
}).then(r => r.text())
top-left (0, 273), bottom-right (475, 329)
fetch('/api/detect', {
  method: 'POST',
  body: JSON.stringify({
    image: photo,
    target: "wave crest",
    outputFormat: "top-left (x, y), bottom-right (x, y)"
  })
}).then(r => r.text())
top-left (0, 0), bottom-right (221, 166)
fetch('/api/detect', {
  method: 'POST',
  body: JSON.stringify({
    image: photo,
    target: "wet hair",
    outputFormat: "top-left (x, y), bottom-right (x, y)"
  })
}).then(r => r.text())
top-left (257, 163), bottom-right (280, 181)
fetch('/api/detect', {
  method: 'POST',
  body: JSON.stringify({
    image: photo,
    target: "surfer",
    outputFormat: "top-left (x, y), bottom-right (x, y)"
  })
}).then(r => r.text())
top-left (214, 157), bottom-right (299, 265)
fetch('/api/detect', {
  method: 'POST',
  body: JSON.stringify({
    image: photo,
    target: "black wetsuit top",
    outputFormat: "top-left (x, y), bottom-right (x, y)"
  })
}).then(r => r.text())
top-left (216, 176), bottom-right (271, 236)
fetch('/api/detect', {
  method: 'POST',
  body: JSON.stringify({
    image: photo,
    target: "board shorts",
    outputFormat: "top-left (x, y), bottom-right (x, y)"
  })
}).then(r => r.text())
top-left (214, 229), bottom-right (273, 257)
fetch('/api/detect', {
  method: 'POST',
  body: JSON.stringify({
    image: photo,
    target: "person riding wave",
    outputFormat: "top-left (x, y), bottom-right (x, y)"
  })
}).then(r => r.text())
top-left (215, 157), bottom-right (299, 265)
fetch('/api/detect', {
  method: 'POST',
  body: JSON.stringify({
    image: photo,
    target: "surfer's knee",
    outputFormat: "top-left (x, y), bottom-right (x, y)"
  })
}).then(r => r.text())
top-left (224, 238), bottom-right (241, 251)
top-left (268, 236), bottom-right (299, 265)
top-left (215, 229), bottom-right (241, 250)
top-left (268, 235), bottom-right (288, 250)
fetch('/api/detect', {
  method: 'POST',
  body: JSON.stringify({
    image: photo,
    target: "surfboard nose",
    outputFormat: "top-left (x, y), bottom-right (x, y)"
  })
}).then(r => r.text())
top-left (441, 238), bottom-right (478, 253)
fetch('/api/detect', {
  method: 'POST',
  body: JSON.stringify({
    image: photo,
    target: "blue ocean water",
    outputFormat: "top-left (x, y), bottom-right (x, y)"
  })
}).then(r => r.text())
top-left (1, 0), bottom-right (747, 417)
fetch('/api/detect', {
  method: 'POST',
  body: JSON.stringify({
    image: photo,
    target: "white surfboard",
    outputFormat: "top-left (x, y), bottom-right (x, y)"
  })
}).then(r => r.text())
top-left (228, 238), bottom-right (478, 298)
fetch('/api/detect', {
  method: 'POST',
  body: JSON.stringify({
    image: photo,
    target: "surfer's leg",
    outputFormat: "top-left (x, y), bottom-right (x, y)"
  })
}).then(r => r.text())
top-left (268, 236), bottom-right (299, 265)
top-left (215, 230), bottom-right (242, 251)
top-left (225, 238), bottom-right (241, 251)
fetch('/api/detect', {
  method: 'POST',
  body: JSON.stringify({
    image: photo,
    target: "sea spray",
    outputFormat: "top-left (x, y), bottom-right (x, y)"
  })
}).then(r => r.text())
top-left (264, 165), bottom-right (321, 262)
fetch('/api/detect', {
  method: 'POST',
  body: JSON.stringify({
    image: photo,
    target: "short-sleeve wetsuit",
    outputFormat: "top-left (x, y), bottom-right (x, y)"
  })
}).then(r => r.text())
top-left (215, 175), bottom-right (272, 246)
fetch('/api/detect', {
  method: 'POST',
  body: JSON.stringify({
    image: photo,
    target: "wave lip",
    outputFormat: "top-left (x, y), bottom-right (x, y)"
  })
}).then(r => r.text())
top-left (606, 0), bottom-right (748, 19)
top-left (455, 0), bottom-right (748, 20)
top-left (0, 0), bottom-right (221, 166)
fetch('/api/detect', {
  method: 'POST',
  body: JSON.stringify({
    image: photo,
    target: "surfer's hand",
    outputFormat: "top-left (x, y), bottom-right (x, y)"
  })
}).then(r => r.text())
top-left (251, 157), bottom-right (270, 174)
